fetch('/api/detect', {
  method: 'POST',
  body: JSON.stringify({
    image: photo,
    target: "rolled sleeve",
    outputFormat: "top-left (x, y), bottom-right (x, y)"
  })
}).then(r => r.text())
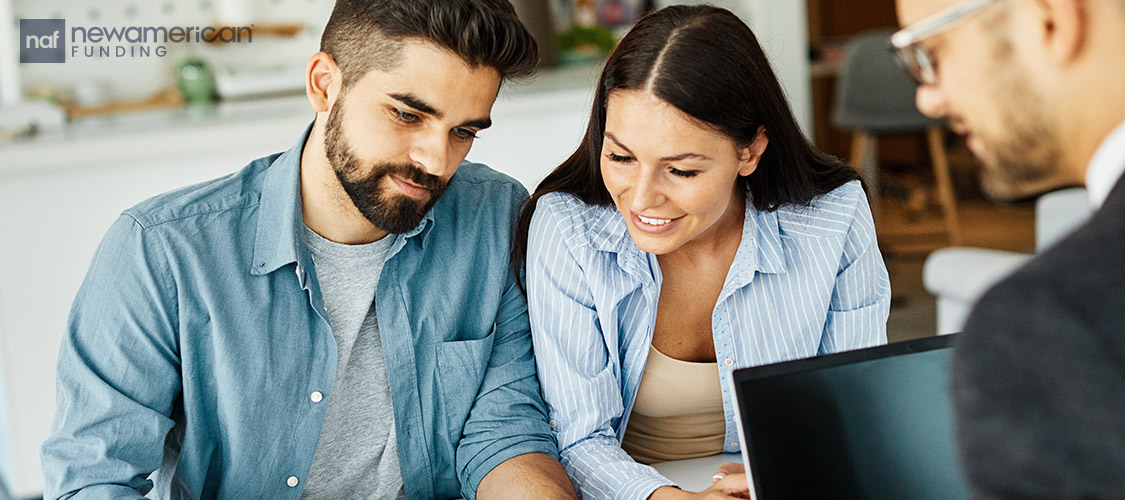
top-left (820, 192), bottom-right (890, 354)
top-left (562, 437), bottom-right (677, 500)
top-left (527, 196), bottom-right (674, 500)
top-left (42, 214), bottom-right (181, 500)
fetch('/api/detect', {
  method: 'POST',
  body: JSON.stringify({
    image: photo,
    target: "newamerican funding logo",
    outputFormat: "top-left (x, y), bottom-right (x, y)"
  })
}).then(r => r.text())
top-left (20, 18), bottom-right (253, 63)
top-left (20, 19), bottom-right (65, 63)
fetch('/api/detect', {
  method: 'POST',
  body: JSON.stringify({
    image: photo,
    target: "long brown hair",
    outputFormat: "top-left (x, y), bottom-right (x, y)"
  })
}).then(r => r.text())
top-left (511, 5), bottom-right (859, 293)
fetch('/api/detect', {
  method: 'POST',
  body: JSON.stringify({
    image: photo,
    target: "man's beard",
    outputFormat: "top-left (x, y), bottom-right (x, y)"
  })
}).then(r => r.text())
top-left (324, 99), bottom-right (449, 234)
top-left (972, 35), bottom-right (1061, 201)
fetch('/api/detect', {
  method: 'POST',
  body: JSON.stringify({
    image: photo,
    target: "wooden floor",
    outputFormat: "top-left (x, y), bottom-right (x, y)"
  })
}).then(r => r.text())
top-left (878, 195), bottom-right (1035, 343)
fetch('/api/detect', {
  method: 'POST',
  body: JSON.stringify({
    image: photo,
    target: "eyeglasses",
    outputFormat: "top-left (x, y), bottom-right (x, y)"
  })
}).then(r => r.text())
top-left (890, 0), bottom-right (999, 85)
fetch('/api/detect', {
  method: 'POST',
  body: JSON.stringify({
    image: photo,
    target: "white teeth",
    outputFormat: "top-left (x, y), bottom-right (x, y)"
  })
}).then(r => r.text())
top-left (638, 215), bottom-right (671, 226)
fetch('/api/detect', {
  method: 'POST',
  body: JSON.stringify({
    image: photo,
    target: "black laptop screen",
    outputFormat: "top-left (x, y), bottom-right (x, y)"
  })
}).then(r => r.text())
top-left (732, 335), bottom-right (969, 500)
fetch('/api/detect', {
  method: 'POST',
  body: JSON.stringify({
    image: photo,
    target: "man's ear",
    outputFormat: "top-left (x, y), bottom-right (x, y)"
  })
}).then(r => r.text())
top-left (306, 51), bottom-right (341, 113)
top-left (1034, 0), bottom-right (1087, 65)
top-left (738, 126), bottom-right (769, 177)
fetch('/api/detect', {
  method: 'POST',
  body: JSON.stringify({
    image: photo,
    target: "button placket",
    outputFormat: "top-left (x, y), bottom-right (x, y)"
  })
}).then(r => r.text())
top-left (713, 303), bottom-right (742, 452)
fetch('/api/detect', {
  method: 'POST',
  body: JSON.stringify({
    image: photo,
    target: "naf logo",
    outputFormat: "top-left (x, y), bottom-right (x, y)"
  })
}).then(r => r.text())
top-left (20, 19), bottom-right (66, 63)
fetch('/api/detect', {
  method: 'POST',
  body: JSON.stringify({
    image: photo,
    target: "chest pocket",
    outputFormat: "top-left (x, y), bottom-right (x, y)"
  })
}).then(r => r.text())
top-left (435, 328), bottom-right (495, 444)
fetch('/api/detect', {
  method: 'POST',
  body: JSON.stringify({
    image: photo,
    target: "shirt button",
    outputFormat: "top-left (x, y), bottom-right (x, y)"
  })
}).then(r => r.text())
top-left (549, 420), bottom-right (557, 428)
top-left (286, 476), bottom-right (299, 487)
top-left (724, 358), bottom-right (734, 366)
top-left (310, 391), bottom-right (323, 403)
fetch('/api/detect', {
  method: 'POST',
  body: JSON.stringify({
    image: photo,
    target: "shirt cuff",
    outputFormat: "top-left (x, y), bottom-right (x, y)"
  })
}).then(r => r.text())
top-left (616, 473), bottom-right (679, 500)
top-left (461, 439), bottom-right (561, 500)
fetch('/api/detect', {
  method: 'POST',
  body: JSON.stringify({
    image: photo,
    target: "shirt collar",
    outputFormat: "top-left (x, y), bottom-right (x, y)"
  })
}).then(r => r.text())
top-left (251, 122), bottom-right (434, 276)
top-left (586, 193), bottom-right (788, 280)
top-left (737, 202), bottom-right (787, 275)
top-left (724, 196), bottom-right (788, 299)
top-left (1086, 119), bottom-right (1125, 208)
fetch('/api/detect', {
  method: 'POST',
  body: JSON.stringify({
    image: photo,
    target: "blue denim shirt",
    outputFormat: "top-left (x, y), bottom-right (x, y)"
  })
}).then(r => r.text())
top-left (41, 126), bottom-right (558, 500)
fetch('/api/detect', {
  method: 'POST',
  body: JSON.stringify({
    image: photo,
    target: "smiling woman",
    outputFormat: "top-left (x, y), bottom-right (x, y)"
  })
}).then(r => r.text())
top-left (512, 5), bottom-right (892, 500)
top-left (598, 90), bottom-right (769, 257)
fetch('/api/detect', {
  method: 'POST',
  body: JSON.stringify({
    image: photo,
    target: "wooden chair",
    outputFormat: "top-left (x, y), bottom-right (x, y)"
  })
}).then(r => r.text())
top-left (832, 29), bottom-right (961, 246)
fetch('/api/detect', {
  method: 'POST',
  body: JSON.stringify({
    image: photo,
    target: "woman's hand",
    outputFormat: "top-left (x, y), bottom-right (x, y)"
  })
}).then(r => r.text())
top-left (648, 462), bottom-right (751, 500)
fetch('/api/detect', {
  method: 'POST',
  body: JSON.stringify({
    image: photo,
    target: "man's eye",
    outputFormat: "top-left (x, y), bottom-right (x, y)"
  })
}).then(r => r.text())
top-left (670, 168), bottom-right (698, 178)
top-left (395, 109), bottom-right (419, 123)
top-left (606, 153), bottom-right (633, 163)
top-left (453, 128), bottom-right (478, 140)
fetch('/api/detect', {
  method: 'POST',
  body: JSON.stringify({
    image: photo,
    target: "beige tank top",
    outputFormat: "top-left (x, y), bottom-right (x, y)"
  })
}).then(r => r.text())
top-left (620, 345), bottom-right (726, 464)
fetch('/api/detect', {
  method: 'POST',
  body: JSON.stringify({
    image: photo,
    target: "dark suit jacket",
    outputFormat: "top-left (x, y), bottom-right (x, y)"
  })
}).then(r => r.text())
top-left (953, 173), bottom-right (1125, 499)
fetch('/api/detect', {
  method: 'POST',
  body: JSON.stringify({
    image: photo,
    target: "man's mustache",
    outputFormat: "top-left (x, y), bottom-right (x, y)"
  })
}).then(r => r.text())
top-left (373, 163), bottom-right (445, 192)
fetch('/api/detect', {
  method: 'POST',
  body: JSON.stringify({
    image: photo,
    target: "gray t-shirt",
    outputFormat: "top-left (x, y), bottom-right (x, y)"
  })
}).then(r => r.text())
top-left (300, 226), bottom-right (405, 500)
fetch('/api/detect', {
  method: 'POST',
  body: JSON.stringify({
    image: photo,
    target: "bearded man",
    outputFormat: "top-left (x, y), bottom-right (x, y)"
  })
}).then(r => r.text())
top-left (40, 2), bottom-right (576, 499)
top-left (894, 0), bottom-right (1125, 497)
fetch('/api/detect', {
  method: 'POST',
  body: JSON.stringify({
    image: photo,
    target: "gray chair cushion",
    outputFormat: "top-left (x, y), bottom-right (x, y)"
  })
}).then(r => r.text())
top-left (832, 29), bottom-right (940, 133)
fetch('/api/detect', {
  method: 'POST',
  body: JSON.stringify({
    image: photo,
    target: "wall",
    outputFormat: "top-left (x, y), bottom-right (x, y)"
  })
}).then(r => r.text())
top-left (1, 0), bottom-right (18, 105)
top-left (745, 0), bottom-right (813, 138)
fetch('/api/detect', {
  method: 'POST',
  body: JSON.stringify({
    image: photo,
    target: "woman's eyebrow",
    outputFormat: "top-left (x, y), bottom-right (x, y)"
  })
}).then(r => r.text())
top-left (604, 132), bottom-right (710, 162)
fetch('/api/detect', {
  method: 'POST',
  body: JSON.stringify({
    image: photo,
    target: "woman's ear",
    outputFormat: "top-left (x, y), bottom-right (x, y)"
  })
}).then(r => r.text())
top-left (306, 51), bottom-right (341, 113)
top-left (738, 126), bottom-right (769, 176)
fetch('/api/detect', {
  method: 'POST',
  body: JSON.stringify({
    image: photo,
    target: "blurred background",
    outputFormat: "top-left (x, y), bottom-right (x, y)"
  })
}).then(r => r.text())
top-left (0, 1), bottom-right (1056, 498)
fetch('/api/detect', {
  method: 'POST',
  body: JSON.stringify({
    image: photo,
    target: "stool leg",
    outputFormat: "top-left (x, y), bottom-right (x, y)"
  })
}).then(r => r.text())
top-left (851, 132), bottom-right (880, 222)
top-left (926, 127), bottom-right (961, 245)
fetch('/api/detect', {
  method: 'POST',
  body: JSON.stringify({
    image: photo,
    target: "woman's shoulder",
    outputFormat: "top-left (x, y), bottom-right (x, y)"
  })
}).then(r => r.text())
top-left (533, 192), bottom-right (584, 234)
top-left (775, 180), bottom-right (871, 238)
top-left (531, 192), bottom-right (622, 250)
top-left (535, 191), bottom-right (585, 215)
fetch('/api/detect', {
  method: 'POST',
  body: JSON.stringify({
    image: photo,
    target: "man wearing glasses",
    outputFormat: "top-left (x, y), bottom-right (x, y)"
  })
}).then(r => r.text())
top-left (893, 0), bottom-right (1125, 498)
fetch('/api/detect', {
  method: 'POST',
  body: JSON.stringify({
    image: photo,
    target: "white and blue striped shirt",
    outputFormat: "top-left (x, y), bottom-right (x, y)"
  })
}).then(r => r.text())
top-left (526, 180), bottom-right (890, 499)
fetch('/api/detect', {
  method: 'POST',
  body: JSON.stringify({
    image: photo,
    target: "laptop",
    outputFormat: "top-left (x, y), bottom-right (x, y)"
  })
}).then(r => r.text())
top-left (729, 334), bottom-right (969, 500)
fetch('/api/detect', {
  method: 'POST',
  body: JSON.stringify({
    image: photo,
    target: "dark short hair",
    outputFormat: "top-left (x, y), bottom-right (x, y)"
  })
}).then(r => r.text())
top-left (511, 5), bottom-right (861, 292)
top-left (320, 0), bottom-right (539, 89)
